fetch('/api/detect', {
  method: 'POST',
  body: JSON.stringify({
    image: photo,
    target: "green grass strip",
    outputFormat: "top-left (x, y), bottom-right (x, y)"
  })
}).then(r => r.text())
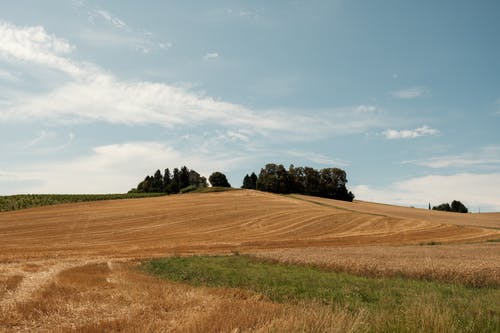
top-left (0, 193), bottom-right (166, 212)
top-left (142, 255), bottom-right (500, 333)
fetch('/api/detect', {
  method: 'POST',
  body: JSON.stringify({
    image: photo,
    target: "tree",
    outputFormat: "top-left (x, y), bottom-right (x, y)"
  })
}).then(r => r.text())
top-left (171, 168), bottom-right (180, 193)
top-left (179, 166), bottom-right (190, 189)
top-left (433, 201), bottom-right (468, 213)
top-left (129, 166), bottom-right (207, 194)
top-left (242, 172), bottom-right (258, 189)
top-left (252, 163), bottom-right (354, 201)
top-left (433, 203), bottom-right (451, 212)
top-left (152, 169), bottom-right (164, 192)
top-left (209, 171), bottom-right (231, 187)
top-left (164, 168), bottom-right (172, 193)
top-left (451, 200), bottom-right (468, 213)
top-left (189, 170), bottom-right (208, 188)
top-left (250, 172), bottom-right (257, 189)
top-left (242, 174), bottom-right (252, 189)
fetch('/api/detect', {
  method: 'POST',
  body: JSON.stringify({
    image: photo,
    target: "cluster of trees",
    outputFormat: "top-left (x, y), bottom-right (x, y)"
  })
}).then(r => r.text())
top-left (242, 164), bottom-right (354, 202)
top-left (241, 172), bottom-right (257, 189)
top-left (432, 200), bottom-right (468, 213)
top-left (129, 166), bottom-right (207, 194)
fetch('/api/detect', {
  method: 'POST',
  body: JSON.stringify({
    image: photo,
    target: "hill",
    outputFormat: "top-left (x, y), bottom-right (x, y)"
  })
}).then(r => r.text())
top-left (0, 190), bottom-right (498, 260)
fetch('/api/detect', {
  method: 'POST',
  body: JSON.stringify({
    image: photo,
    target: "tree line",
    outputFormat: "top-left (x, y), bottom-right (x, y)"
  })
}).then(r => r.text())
top-left (129, 163), bottom-right (354, 202)
top-left (129, 166), bottom-right (208, 194)
top-left (242, 163), bottom-right (355, 202)
top-left (432, 200), bottom-right (468, 213)
top-left (128, 167), bottom-right (233, 194)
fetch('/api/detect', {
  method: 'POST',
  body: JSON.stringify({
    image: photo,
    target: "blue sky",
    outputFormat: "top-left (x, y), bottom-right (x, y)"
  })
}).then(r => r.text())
top-left (1, 1), bottom-right (499, 211)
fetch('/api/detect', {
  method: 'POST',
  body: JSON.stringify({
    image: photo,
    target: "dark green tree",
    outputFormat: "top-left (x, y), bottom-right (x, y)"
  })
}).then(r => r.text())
top-left (209, 171), bottom-right (231, 187)
top-left (252, 163), bottom-right (354, 201)
top-left (164, 168), bottom-right (172, 193)
top-left (151, 169), bottom-right (164, 192)
top-left (451, 200), bottom-right (468, 213)
top-left (188, 170), bottom-right (208, 188)
top-left (256, 164), bottom-right (279, 193)
top-left (180, 166), bottom-right (190, 189)
top-left (242, 174), bottom-right (252, 189)
top-left (171, 168), bottom-right (180, 193)
top-left (433, 203), bottom-right (452, 212)
top-left (250, 172), bottom-right (257, 189)
top-left (138, 176), bottom-right (153, 193)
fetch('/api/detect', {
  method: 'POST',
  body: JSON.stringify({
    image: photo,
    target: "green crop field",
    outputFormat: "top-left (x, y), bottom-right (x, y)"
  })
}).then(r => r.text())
top-left (0, 193), bottom-right (166, 212)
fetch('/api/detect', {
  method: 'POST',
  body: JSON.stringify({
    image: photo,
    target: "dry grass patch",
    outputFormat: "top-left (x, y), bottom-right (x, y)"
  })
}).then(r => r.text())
top-left (0, 260), bottom-right (365, 333)
top-left (254, 243), bottom-right (500, 287)
top-left (0, 275), bottom-right (23, 300)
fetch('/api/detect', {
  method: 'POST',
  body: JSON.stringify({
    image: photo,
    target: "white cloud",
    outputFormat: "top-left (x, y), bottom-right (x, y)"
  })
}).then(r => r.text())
top-left (0, 68), bottom-right (20, 82)
top-left (352, 173), bottom-right (500, 212)
top-left (391, 86), bottom-right (428, 99)
top-left (203, 52), bottom-right (219, 60)
top-left (91, 9), bottom-right (127, 29)
top-left (225, 8), bottom-right (261, 20)
top-left (356, 105), bottom-right (377, 113)
top-left (0, 22), bottom-right (390, 141)
top-left (383, 125), bottom-right (439, 139)
top-left (0, 21), bottom-right (87, 77)
top-left (26, 130), bottom-right (57, 148)
top-left (74, 2), bottom-right (170, 53)
top-left (404, 145), bottom-right (500, 169)
top-left (0, 142), bottom-right (249, 194)
top-left (286, 151), bottom-right (350, 167)
top-left (0, 21), bottom-right (390, 145)
top-left (23, 131), bottom-right (75, 154)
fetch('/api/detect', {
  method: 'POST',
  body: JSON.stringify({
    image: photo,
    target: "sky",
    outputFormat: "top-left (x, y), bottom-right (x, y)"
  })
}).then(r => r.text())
top-left (0, 1), bottom-right (499, 211)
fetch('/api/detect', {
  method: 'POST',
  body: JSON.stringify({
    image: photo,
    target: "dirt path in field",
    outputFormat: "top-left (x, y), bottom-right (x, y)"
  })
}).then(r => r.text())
top-left (0, 259), bottom-right (110, 313)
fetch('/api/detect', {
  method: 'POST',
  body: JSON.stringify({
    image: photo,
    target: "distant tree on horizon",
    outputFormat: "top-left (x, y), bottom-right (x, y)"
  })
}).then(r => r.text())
top-left (433, 200), bottom-right (468, 213)
top-left (209, 172), bottom-right (231, 187)
top-left (129, 166), bottom-right (207, 194)
top-left (249, 163), bottom-right (354, 202)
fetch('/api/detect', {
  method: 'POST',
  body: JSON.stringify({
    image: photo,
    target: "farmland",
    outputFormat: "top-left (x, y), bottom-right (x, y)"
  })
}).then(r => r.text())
top-left (0, 190), bottom-right (499, 332)
top-left (0, 193), bottom-right (166, 212)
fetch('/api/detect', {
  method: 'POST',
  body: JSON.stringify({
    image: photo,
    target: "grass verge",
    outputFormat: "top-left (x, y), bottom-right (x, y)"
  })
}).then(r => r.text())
top-left (142, 255), bottom-right (500, 333)
top-left (190, 186), bottom-right (238, 193)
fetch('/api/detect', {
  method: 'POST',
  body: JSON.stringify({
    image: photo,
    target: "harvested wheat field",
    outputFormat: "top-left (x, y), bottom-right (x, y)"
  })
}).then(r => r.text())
top-left (0, 190), bottom-right (498, 260)
top-left (255, 243), bottom-right (500, 287)
top-left (1, 190), bottom-right (499, 332)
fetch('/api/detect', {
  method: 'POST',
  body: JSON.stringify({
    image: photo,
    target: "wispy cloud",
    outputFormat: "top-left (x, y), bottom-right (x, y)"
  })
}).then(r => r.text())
top-left (286, 151), bottom-right (350, 167)
top-left (203, 52), bottom-right (219, 60)
top-left (90, 9), bottom-right (127, 28)
top-left (0, 21), bottom-right (390, 142)
top-left (356, 105), bottom-right (377, 113)
top-left (404, 145), bottom-right (500, 169)
top-left (0, 68), bottom-right (20, 82)
top-left (352, 172), bottom-right (500, 212)
top-left (73, 1), bottom-right (171, 53)
top-left (225, 8), bottom-right (261, 20)
top-left (383, 125), bottom-right (439, 139)
top-left (0, 21), bottom-right (84, 77)
top-left (390, 86), bottom-right (428, 99)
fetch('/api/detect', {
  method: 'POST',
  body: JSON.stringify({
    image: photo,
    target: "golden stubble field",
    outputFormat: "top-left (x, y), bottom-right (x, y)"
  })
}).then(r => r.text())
top-left (1, 190), bottom-right (499, 332)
